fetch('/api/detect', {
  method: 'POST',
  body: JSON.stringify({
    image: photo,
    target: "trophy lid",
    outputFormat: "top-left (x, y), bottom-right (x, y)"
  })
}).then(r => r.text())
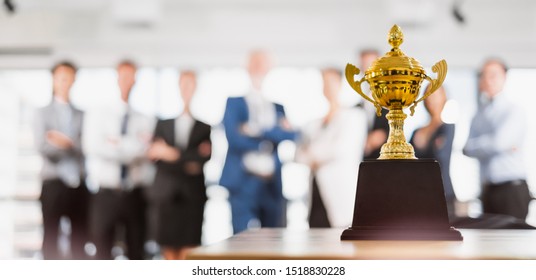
top-left (366, 25), bottom-right (424, 75)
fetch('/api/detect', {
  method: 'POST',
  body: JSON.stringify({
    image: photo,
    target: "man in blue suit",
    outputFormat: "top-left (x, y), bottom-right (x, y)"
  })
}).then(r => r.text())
top-left (220, 50), bottom-right (296, 234)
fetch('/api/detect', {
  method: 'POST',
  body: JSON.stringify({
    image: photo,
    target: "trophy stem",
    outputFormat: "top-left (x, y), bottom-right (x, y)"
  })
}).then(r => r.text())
top-left (378, 107), bottom-right (416, 160)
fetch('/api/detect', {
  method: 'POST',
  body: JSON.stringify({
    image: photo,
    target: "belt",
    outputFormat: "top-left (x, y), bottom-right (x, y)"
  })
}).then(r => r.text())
top-left (487, 179), bottom-right (526, 187)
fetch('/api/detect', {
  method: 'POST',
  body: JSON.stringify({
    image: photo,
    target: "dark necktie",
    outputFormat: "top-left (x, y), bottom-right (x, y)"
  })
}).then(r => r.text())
top-left (120, 113), bottom-right (129, 186)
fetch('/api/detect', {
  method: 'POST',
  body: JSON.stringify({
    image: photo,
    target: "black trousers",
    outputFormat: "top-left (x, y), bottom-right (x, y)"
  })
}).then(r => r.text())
top-left (40, 179), bottom-right (90, 260)
top-left (308, 177), bottom-right (331, 228)
top-left (90, 187), bottom-right (147, 260)
top-left (481, 180), bottom-right (533, 220)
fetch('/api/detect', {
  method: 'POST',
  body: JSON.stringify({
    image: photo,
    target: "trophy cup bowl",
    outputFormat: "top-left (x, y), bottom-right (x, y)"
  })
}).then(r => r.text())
top-left (345, 25), bottom-right (447, 159)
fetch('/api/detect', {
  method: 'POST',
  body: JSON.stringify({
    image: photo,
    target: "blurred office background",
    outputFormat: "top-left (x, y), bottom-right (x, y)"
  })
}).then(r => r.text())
top-left (1, 0), bottom-right (536, 259)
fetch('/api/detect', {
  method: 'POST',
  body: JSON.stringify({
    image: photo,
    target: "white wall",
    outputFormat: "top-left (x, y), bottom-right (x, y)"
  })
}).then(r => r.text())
top-left (1, 0), bottom-right (536, 68)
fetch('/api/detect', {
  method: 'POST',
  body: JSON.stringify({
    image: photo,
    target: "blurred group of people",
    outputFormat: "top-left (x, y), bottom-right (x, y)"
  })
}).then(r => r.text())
top-left (35, 61), bottom-right (211, 260)
top-left (34, 49), bottom-right (533, 260)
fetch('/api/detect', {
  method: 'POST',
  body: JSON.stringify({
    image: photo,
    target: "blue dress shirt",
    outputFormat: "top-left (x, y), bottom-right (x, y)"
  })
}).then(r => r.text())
top-left (463, 92), bottom-right (527, 184)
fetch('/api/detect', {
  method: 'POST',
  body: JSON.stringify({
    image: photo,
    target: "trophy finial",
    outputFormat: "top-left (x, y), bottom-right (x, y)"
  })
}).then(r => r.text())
top-left (388, 24), bottom-right (404, 50)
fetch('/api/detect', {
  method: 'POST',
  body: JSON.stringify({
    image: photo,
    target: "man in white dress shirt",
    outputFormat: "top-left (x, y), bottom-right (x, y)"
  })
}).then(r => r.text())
top-left (83, 60), bottom-right (155, 259)
top-left (464, 58), bottom-right (532, 220)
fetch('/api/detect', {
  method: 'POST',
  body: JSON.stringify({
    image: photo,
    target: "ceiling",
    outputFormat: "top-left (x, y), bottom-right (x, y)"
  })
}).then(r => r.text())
top-left (1, 0), bottom-right (536, 68)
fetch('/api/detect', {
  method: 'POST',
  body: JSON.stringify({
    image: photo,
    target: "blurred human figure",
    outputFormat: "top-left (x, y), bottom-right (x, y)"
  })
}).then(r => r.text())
top-left (220, 50), bottom-right (297, 234)
top-left (463, 58), bottom-right (532, 220)
top-left (296, 68), bottom-right (367, 228)
top-left (358, 49), bottom-right (389, 160)
top-left (409, 86), bottom-right (457, 217)
top-left (84, 60), bottom-right (155, 259)
top-left (147, 70), bottom-right (211, 260)
top-left (34, 61), bottom-right (89, 259)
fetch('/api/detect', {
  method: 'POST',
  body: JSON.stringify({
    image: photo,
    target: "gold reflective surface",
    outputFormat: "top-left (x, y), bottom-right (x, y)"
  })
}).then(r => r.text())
top-left (345, 25), bottom-right (447, 159)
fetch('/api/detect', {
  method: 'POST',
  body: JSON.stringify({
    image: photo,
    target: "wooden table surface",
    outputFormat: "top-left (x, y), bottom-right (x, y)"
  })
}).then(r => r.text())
top-left (187, 228), bottom-right (536, 260)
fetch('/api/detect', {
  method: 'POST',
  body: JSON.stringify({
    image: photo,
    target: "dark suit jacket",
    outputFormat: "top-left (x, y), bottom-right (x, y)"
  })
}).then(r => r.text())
top-left (151, 117), bottom-right (212, 202)
top-left (410, 123), bottom-right (456, 201)
top-left (364, 108), bottom-right (389, 160)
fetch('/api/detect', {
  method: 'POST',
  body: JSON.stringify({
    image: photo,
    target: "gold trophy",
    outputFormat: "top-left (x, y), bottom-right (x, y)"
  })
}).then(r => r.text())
top-left (341, 25), bottom-right (462, 241)
top-left (346, 24), bottom-right (446, 159)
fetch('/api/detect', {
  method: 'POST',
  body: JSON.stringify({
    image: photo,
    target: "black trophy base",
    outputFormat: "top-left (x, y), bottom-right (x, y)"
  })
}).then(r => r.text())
top-left (341, 227), bottom-right (463, 241)
top-left (341, 159), bottom-right (463, 241)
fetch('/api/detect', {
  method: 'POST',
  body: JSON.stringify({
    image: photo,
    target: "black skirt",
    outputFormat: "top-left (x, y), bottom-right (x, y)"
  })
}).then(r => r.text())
top-left (154, 181), bottom-right (206, 248)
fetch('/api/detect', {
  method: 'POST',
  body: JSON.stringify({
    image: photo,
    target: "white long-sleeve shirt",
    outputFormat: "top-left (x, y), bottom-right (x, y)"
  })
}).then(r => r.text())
top-left (83, 103), bottom-right (156, 190)
top-left (295, 107), bottom-right (367, 228)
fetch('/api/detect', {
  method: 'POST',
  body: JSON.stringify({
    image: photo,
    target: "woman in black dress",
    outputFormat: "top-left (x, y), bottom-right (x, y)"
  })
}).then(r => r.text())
top-left (147, 70), bottom-right (211, 260)
top-left (409, 86), bottom-right (457, 217)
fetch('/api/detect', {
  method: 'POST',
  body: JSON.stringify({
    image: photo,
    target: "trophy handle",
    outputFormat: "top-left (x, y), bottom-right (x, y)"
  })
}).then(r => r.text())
top-left (409, 59), bottom-right (448, 116)
top-left (345, 63), bottom-right (382, 116)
